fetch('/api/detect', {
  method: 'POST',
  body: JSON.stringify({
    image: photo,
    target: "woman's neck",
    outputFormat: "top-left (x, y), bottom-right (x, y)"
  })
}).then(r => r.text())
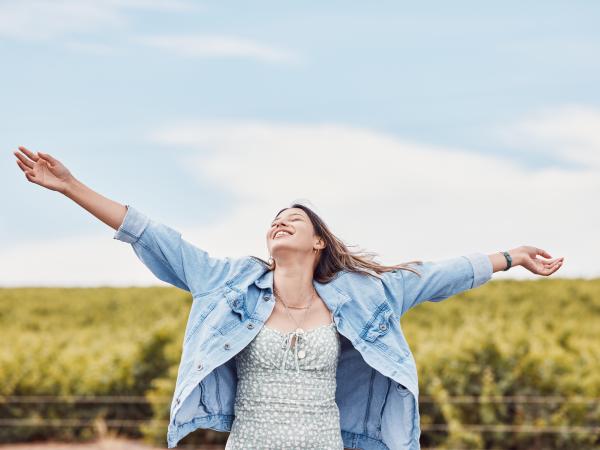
top-left (272, 265), bottom-right (316, 308)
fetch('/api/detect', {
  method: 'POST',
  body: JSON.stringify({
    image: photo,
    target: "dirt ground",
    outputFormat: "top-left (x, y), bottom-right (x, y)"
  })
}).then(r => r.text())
top-left (0, 437), bottom-right (224, 450)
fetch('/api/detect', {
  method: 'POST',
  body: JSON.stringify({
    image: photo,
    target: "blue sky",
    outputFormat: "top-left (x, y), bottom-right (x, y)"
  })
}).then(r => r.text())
top-left (1, 1), bottom-right (598, 286)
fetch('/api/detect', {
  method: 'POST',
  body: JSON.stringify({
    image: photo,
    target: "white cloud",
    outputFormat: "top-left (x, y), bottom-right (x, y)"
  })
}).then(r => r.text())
top-left (0, 234), bottom-right (159, 287)
top-left (133, 34), bottom-right (302, 64)
top-left (2, 108), bottom-right (597, 287)
top-left (146, 114), bottom-right (599, 280)
top-left (0, 0), bottom-right (197, 41)
top-left (492, 104), bottom-right (600, 169)
top-left (0, 1), bottom-right (297, 64)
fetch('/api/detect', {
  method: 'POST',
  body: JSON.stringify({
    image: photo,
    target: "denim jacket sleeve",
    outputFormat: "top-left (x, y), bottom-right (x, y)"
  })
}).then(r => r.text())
top-left (381, 253), bottom-right (493, 316)
top-left (112, 204), bottom-right (246, 296)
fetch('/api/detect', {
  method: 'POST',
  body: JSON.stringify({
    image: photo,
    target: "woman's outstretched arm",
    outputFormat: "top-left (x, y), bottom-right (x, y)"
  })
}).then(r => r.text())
top-left (63, 174), bottom-right (126, 231)
top-left (14, 146), bottom-right (249, 295)
top-left (382, 247), bottom-right (564, 316)
top-left (14, 146), bottom-right (126, 230)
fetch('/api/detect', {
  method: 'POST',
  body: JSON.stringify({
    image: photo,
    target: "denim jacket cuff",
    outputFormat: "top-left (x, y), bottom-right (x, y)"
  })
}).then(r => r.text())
top-left (464, 252), bottom-right (493, 289)
top-left (113, 205), bottom-right (150, 244)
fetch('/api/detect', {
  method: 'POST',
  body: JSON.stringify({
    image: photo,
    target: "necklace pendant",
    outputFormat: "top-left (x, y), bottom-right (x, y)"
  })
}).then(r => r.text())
top-left (297, 349), bottom-right (306, 359)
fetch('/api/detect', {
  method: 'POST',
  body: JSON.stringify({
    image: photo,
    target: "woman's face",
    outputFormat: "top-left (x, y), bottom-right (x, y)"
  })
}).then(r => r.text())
top-left (266, 207), bottom-right (320, 259)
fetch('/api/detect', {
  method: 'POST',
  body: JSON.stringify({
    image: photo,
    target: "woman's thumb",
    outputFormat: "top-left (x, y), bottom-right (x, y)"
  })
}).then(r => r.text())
top-left (38, 152), bottom-right (55, 165)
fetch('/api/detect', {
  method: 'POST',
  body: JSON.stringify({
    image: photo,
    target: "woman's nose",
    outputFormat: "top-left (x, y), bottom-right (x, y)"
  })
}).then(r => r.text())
top-left (271, 221), bottom-right (288, 235)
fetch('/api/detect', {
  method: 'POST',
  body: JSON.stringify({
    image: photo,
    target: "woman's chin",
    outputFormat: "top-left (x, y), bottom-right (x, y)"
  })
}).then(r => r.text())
top-left (270, 244), bottom-right (302, 256)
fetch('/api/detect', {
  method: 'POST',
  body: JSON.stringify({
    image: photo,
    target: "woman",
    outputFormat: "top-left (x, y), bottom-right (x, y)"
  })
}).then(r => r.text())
top-left (14, 146), bottom-right (564, 450)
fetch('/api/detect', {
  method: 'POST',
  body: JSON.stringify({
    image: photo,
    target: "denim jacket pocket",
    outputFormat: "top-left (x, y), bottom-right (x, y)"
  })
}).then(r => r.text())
top-left (359, 301), bottom-right (408, 363)
top-left (360, 301), bottom-right (394, 342)
top-left (224, 287), bottom-right (248, 322)
top-left (207, 287), bottom-right (246, 336)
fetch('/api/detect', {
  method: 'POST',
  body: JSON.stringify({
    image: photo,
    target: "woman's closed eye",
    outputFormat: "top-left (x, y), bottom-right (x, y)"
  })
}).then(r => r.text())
top-left (272, 218), bottom-right (301, 226)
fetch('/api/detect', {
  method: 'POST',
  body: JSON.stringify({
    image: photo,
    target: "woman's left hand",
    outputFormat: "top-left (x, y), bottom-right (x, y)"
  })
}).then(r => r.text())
top-left (516, 246), bottom-right (564, 276)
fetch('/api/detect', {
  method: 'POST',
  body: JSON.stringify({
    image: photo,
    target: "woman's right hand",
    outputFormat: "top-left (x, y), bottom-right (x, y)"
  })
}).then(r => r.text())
top-left (14, 146), bottom-right (74, 193)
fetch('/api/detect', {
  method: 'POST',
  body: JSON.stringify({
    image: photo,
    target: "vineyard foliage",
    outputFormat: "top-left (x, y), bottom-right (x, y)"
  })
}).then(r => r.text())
top-left (0, 278), bottom-right (598, 449)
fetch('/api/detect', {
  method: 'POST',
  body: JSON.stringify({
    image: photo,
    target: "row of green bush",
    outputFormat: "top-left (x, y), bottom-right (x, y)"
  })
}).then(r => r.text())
top-left (0, 278), bottom-right (598, 449)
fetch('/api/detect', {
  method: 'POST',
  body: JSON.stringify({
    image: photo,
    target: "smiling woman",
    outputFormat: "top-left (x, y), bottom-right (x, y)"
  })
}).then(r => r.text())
top-left (227, 203), bottom-right (424, 449)
top-left (13, 146), bottom-right (565, 450)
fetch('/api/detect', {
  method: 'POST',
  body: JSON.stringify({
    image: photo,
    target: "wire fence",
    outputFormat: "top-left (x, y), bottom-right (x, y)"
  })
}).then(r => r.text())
top-left (1, 395), bottom-right (599, 435)
top-left (3, 394), bottom-right (599, 404)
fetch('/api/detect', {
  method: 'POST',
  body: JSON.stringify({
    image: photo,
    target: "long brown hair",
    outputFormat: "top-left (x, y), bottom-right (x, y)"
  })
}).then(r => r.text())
top-left (250, 201), bottom-right (423, 284)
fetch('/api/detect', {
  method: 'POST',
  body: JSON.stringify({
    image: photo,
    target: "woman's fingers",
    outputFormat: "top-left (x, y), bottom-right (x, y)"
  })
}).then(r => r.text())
top-left (16, 159), bottom-right (35, 177)
top-left (543, 258), bottom-right (563, 275)
top-left (536, 247), bottom-right (552, 259)
top-left (15, 159), bottom-right (27, 173)
top-left (543, 257), bottom-right (562, 267)
top-left (37, 152), bottom-right (56, 166)
top-left (17, 159), bottom-right (36, 181)
top-left (525, 246), bottom-right (551, 260)
top-left (551, 261), bottom-right (563, 274)
top-left (14, 150), bottom-right (35, 169)
top-left (25, 171), bottom-right (37, 183)
top-left (38, 151), bottom-right (57, 165)
top-left (523, 247), bottom-right (564, 275)
top-left (14, 148), bottom-right (41, 183)
top-left (37, 153), bottom-right (52, 165)
top-left (17, 146), bottom-right (39, 162)
top-left (547, 259), bottom-right (562, 270)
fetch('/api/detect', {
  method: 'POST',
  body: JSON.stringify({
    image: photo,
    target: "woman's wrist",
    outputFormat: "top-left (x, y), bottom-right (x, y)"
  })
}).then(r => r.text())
top-left (61, 175), bottom-right (80, 196)
top-left (507, 247), bottom-right (524, 267)
top-left (488, 248), bottom-right (524, 272)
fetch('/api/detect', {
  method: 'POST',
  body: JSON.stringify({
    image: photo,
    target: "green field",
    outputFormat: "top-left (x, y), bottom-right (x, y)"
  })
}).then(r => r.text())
top-left (0, 278), bottom-right (598, 449)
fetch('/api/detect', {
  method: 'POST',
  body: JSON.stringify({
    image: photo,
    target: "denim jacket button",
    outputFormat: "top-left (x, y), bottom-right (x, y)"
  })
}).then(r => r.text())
top-left (224, 343), bottom-right (231, 350)
top-left (197, 362), bottom-right (203, 370)
top-left (176, 398), bottom-right (180, 405)
top-left (263, 294), bottom-right (271, 301)
top-left (247, 323), bottom-right (254, 329)
top-left (379, 323), bottom-right (388, 331)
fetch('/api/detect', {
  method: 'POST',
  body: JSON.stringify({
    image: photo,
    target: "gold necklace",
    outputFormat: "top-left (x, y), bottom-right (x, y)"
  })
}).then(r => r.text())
top-left (273, 288), bottom-right (314, 359)
top-left (273, 286), bottom-right (314, 309)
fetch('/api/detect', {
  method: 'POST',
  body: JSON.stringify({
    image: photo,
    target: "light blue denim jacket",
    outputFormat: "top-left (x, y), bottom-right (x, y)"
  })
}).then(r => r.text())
top-left (113, 205), bottom-right (493, 450)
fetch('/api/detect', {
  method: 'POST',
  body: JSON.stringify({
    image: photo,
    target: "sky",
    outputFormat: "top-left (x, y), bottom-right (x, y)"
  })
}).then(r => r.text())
top-left (1, 1), bottom-right (599, 287)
